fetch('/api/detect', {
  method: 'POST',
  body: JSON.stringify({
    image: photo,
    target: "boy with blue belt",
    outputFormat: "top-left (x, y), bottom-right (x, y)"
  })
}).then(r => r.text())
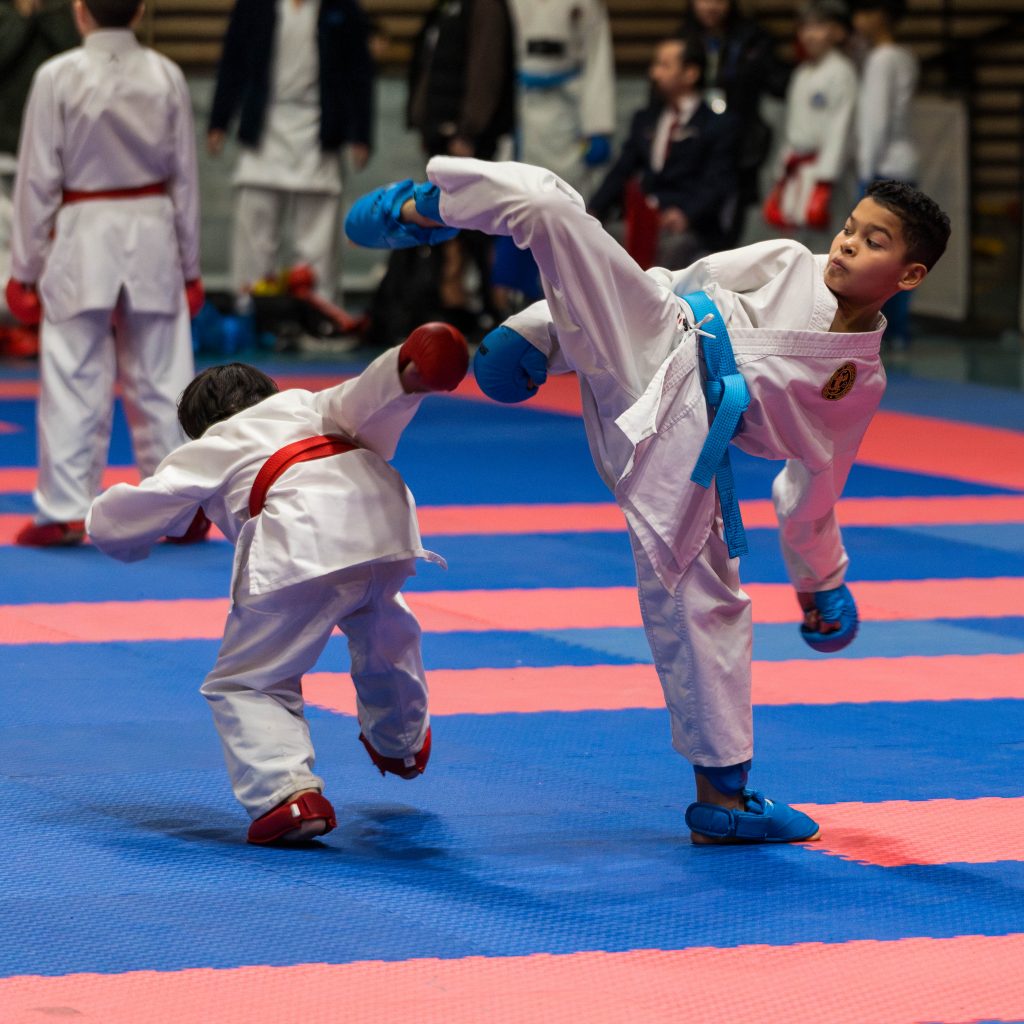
top-left (345, 158), bottom-right (950, 844)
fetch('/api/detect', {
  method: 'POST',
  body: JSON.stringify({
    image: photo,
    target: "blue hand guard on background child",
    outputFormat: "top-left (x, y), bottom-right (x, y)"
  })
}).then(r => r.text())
top-left (473, 325), bottom-right (548, 403)
top-left (800, 583), bottom-right (859, 653)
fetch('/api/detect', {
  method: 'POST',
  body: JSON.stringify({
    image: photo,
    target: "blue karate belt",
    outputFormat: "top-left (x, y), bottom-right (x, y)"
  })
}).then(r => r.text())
top-left (682, 290), bottom-right (750, 558)
top-left (517, 65), bottom-right (582, 89)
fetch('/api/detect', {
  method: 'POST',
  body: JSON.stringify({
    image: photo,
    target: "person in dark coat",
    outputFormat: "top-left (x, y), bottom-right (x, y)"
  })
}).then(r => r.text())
top-left (677, 0), bottom-right (790, 245)
top-left (207, 0), bottom-right (374, 306)
top-left (589, 36), bottom-right (740, 269)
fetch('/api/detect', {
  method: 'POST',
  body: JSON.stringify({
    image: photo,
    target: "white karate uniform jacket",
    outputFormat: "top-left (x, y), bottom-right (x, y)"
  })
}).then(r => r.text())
top-left (508, 240), bottom-right (886, 594)
top-left (10, 30), bottom-right (200, 322)
top-left (87, 347), bottom-right (442, 595)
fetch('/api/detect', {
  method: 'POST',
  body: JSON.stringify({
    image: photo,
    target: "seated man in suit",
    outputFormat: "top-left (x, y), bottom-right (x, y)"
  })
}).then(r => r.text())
top-left (589, 36), bottom-right (740, 269)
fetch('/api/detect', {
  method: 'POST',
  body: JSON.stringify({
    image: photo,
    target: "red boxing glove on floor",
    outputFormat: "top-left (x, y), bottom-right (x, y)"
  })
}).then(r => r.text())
top-left (399, 322), bottom-right (469, 392)
top-left (805, 182), bottom-right (833, 229)
top-left (185, 278), bottom-right (205, 318)
top-left (5, 279), bottom-right (42, 326)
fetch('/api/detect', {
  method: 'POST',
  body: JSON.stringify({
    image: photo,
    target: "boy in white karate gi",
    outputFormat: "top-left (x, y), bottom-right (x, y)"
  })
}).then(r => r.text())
top-left (6, 0), bottom-right (205, 547)
top-left (87, 324), bottom-right (469, 845)
top-left (345, 159), bottom-right (950, 844)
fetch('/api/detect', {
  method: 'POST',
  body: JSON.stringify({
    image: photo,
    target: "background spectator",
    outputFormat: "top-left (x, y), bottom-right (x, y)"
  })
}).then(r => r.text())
top-left (853, 0), bottom-right (918, 355)
top-left (763, 0), bottom-right (857, 243)
top-left (0, 0), bottom-right (78, 358)
top-left (509, 0), bottom-right (615, 196)
top-left (405, 0), bottom-right (516, 330)
top-left (677, 0), bottom-right (790, 246)
top-left (589, 36), bottom-right (740, 270)
top-left (207, 0), bottom-right (374, 310)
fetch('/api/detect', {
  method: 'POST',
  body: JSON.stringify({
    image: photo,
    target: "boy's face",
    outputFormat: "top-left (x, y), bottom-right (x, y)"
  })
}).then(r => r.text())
top-left (649, 42), bottom-right (699, 101)
top-left (798, 19), bottom-right (844, 60)
top-left (824, 197), bottom-right (927, 307)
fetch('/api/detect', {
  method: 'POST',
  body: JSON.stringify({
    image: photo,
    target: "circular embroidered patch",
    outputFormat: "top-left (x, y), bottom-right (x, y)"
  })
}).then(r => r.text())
top-left (822, 362), bottom-right (857, 400)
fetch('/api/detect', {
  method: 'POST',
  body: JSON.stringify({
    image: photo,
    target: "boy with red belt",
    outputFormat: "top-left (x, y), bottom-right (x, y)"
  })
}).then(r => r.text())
top-left (87, 324), bottom-right (468, 844)
top-left (6, 0), bottom-right (205, 546)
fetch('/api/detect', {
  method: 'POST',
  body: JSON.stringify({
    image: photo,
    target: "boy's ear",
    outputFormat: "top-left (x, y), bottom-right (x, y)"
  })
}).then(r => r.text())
top-left (896, 261), bottom-right (928, 293)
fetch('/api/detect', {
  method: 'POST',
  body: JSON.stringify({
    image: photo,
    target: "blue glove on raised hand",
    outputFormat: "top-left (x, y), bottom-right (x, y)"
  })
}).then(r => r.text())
top-left (473, 325), bottom-right (548, 403)
top-left (583, 134), bottom-right (612, 167)
top-left (799, 583), bottom-right (859, 653)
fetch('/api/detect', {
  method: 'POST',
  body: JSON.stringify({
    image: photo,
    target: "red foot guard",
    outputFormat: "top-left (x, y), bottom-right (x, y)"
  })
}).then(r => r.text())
top-left (15, 520), bottom-right (85, 547)
top-left (247, 791), bottom-right (337, 845)
top-left (359, 726), bottom-right (431, 779)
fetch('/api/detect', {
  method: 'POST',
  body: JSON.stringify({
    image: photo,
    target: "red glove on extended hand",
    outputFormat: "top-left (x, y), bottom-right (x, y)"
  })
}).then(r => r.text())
top-left (185, 278), bottom-right (205, 318)
top-left (399, 322), bottom-right (469, 392)
top-left (5, 279), bottom-right (42, 326)
top-left (805, 182), bottom-right (833, 230)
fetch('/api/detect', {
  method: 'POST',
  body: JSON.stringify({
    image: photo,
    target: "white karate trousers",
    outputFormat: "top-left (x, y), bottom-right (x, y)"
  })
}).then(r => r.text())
top-left (35, 302), bottom-right (193, 523)
top-left (231, 186), bottom-right (340, 302)
top-left (201, 556), bottom-right (430, 818)
top-left (429, 157), bottom-right (753, 768)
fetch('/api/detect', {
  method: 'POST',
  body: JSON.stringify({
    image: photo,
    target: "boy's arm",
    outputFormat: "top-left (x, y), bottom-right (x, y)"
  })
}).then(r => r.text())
top-left (167, 62), bottom-right (201, 282)
top-left (87, 478), bottom-right (202, 563)
top-left (771, 456), bottom-right (852, 593)
top-left (87, 436), bottom-right (238, 562)
top-left (313, 345), bottom-right (430, 460)
top-left (813, 61), bottom-right (857, 184)
top-left (856, 51), bottom-right (892, 183)
top-left (9, 66), bottom-right (62, 285)
top-left (207, 0), bottom-right (249, 134)
top-left (588, 112), bottom-right (645, 220)
top-left (577, 0), bottom-right (616, 141)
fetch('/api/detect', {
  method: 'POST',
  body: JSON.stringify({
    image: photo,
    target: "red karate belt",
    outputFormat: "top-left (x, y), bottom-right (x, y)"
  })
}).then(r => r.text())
top-left (248, 434), bottom-right (358, 517)
top-left (61, 181), bottom-right (167, 204)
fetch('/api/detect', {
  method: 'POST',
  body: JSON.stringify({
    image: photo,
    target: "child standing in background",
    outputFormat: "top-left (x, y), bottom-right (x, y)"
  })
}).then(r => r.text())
top-left (6, 0), bottom-right (205, 547)
top-left (763, 0), bottom-right (858, 242)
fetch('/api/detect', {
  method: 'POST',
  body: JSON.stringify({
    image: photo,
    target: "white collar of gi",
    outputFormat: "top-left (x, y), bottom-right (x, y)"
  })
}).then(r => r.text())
top-left (83, 29), bottom-right (141, 56)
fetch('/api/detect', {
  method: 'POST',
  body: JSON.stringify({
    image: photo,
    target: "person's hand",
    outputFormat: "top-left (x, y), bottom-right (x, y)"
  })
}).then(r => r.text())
top-left (14, 0), bottom-right (39, 18)
top-left (348, 142), bottom-right (370, 172)
top-left (206, 130), bottom-right (225, 157)
top-left (797, 591), bottom-right (840, 634)
top-left (805, 182), bottom-right (833, 229)
top-left (185, 279), bottom-right (205, 318)
top-left (659, 207), bottom-right (689, 234)
top-left (582, 134), bottom-right (612, 167)
top-left (5, 279), bottom-right (42, 326)
top-left (448, 136), bottom-right (475, 158)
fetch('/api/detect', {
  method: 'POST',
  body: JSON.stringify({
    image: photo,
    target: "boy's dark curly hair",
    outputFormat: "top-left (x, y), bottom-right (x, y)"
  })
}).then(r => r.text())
top-left (83, 0), bottom-right (143, 27)
top-left (177, 363), bottom-right (279, 440)
top-left (866, 180), bottom-right (951, 270)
